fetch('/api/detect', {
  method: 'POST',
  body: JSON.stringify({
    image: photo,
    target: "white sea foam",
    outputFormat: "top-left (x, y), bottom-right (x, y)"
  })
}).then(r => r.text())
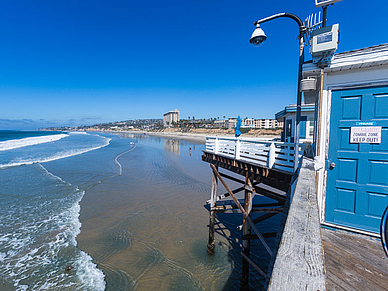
top-left (69, 131), bottom-right (88, 135)
top-left (0, 136), bottom-right (112, 169)
top-left (0, 167), bottom-right (106, 290)
top-left (76, 251), bottom-right (106, 290)
top-left (0, 134), bottom-right (69, 151)
top-left (114, 143), bottom-right (137, 175)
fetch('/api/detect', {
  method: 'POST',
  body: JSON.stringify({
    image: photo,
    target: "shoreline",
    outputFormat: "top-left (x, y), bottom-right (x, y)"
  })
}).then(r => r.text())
top-left (88, 129), bottom-right (281, 145)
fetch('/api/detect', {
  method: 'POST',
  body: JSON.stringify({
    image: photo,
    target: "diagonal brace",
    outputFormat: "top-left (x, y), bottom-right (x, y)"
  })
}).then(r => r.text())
top-left (210, 163), bottom-right (273, 256)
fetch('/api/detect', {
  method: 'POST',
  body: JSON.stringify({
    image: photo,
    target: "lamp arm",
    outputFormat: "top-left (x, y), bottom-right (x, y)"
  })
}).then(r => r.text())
top-left (254, 12), bottom-right (304, 30)
top-left (253, 12), bottom-right (306, 173)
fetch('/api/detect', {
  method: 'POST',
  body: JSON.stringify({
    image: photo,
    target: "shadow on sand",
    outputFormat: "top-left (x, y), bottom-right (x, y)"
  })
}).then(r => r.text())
top-left (204, 194), bottom-right (284, 291)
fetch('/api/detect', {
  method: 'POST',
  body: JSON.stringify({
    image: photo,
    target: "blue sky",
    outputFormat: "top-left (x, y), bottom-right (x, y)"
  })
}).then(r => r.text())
top-left (0, 0), bottom-right (387, 129)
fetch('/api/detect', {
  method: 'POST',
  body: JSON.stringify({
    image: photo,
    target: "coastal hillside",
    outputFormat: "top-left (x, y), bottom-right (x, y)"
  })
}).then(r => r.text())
top-left (160, 127), bottom-right (282, 138)
top-left (43, 119), bottom-right (282, 138)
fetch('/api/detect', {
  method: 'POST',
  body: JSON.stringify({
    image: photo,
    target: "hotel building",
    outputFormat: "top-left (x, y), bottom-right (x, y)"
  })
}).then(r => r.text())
top-left (163, 109), bottom-right (180, 127)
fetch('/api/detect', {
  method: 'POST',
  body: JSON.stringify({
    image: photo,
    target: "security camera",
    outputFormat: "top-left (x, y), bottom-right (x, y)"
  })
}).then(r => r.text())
top-left (249, 25), bottom-right (267, 46)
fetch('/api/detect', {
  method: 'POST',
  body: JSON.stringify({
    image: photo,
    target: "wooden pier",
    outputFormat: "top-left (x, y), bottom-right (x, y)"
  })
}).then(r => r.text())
top-left (202, 137), bottom-right (314, 290)
top-left (266, 158), bottom-right (325, 290)
top-left (202, 136), bottom-right (388, 290)
top-left (322, 227), bottom-right (388, 291)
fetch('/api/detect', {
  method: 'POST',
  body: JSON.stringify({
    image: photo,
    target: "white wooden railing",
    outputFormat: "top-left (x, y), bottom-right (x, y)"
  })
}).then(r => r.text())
top-left (205, 137), bottom-right (305, 173)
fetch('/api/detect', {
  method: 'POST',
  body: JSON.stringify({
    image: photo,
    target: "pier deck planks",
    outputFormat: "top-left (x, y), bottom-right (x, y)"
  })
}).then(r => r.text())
top-left (267, 158), bottom-right (326, 291)
top-left (322, 227), bottom-right (388, 291)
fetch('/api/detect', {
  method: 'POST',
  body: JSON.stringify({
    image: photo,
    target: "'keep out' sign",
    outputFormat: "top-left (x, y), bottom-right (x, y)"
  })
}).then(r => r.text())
top-left (350, 126), bottom-right (382, 144)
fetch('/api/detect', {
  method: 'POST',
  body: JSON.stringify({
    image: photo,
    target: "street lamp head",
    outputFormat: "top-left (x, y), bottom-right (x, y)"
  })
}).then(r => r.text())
top-left (249, 24), bottom-right (267, 46)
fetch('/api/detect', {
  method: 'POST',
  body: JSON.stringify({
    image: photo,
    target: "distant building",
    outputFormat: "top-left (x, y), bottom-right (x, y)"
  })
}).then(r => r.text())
top-left (213, 119), bottom-right (229, 128)
top-left (255, 119), bottom-right (283, 129)
top-left (214, 117), bottom-right (282, 129)
top-left (228, 118), bottom-right (237, 129)
top-left (243, 118), bottom-right (256, 128)
top-left (163, 109), bottom-right (180, 127)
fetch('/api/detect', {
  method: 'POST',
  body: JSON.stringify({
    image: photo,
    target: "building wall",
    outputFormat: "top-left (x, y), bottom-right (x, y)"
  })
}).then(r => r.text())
top-left (303, 45), bottom-right (388, 233)
top-left (318, 68), bottom-right (388, 230)
top-left (278, 111), bottom-right (315, 143)
top-left (223, 118), bottom-right (282, 129)
top-left (163, 109), bottom-right (180, 127)
top-left (228, 118), bottom-right (237, 129)
top-left (214, 119), bottom-right (228, 128)
top-left (255, 119), bottom-right (283, 129)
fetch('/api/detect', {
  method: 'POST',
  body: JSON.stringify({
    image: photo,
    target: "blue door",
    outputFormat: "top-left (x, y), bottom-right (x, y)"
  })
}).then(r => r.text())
top-left (300, 116), bottom-right (307, 139)
top-left (326, 86), bottom-right (388, 233)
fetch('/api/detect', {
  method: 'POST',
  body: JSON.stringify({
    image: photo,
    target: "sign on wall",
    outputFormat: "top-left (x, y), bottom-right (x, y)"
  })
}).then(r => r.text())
top-left (350, 126), bottom-right (382, 144)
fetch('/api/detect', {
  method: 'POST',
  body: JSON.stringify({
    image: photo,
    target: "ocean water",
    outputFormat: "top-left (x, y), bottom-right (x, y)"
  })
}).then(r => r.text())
top-left (0, 130), bottom-right (63, 142)
top-left (0, 131), bottom-right (281, 290)
top-left (0, 131), bottom-right (134, 290)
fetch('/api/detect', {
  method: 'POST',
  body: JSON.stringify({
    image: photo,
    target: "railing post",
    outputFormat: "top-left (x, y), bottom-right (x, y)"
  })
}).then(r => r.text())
top-left (293, 142), bottom-right (299, 171)
top-left (269, 142), bottom-right (275, 168)
top-left (215, 137), bottom-right (219, 154)
top-left (235, 138), bottom-right (241, 160)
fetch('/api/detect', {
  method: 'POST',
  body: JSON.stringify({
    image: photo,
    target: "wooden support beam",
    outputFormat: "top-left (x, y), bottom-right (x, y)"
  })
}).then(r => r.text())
top-left (214, 208), bottom-right (283, 215)
top-left (252, 202), bottom-right (284, 207)
top-left (252, 213), bottom-right (278, 224)
top-left (213, 205), bottom-right (283, 212)
top-left (241, 252), bottom-right (267, 279)
top-left (251, 207), bottom-right (284, 213)
top-left (237, 213), bottom-right (279, 231)
top-left (210, 164), bottom-right (273, 256)
top-left (206, 181), bottom-right (264, 205)
top-left (206, 186), bottom-right (245, 204)
top-left (243, 232), bottom-right (278, 240)
top-left (212, 205), bottom-right (235, 211)
top-left (219, 171), bottom-right (245, 185)
top-left (241, 173), bottom-right (253, 290)
top-left (214, 204), bottom-right (284, 213)
top-left (212, 205), bottom-right (233, 210)
top-left (207, 165), bottom-right (218, 255)
top-left (253, 186), bottom-right (287, 203)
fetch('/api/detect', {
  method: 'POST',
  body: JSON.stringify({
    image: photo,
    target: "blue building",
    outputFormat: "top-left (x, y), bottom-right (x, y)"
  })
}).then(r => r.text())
top-left (275, 103), bottom-right (316, 143)
top-left (303, 43), bottom-right (388, 236)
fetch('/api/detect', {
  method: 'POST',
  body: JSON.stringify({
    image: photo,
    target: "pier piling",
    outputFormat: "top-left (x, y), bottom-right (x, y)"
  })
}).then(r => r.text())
top-left (207, 165), bottom-right (218, 255)
top-left (241, 174), bottom-right (253, 290)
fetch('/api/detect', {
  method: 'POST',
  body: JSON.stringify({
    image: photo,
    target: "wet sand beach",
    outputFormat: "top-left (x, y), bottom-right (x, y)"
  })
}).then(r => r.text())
top-left (77, 134), bottom-right (242, 290)
top-left (97, 129), bottom-right (281, 144)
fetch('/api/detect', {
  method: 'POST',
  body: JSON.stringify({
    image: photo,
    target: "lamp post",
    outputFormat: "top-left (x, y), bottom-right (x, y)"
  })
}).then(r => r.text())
top-left (250, 13), bottom-right (307, 172)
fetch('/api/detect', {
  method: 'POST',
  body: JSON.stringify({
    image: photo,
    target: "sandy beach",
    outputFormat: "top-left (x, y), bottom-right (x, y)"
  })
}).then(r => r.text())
top-left (0, 130), bottom-right (282, 290)
top-left (76, 133), bottom-right (249, 290)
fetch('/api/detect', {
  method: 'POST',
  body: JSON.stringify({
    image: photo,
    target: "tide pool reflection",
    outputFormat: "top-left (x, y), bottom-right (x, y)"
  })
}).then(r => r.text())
top-left (164, 139), bottom-right (180, 154)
